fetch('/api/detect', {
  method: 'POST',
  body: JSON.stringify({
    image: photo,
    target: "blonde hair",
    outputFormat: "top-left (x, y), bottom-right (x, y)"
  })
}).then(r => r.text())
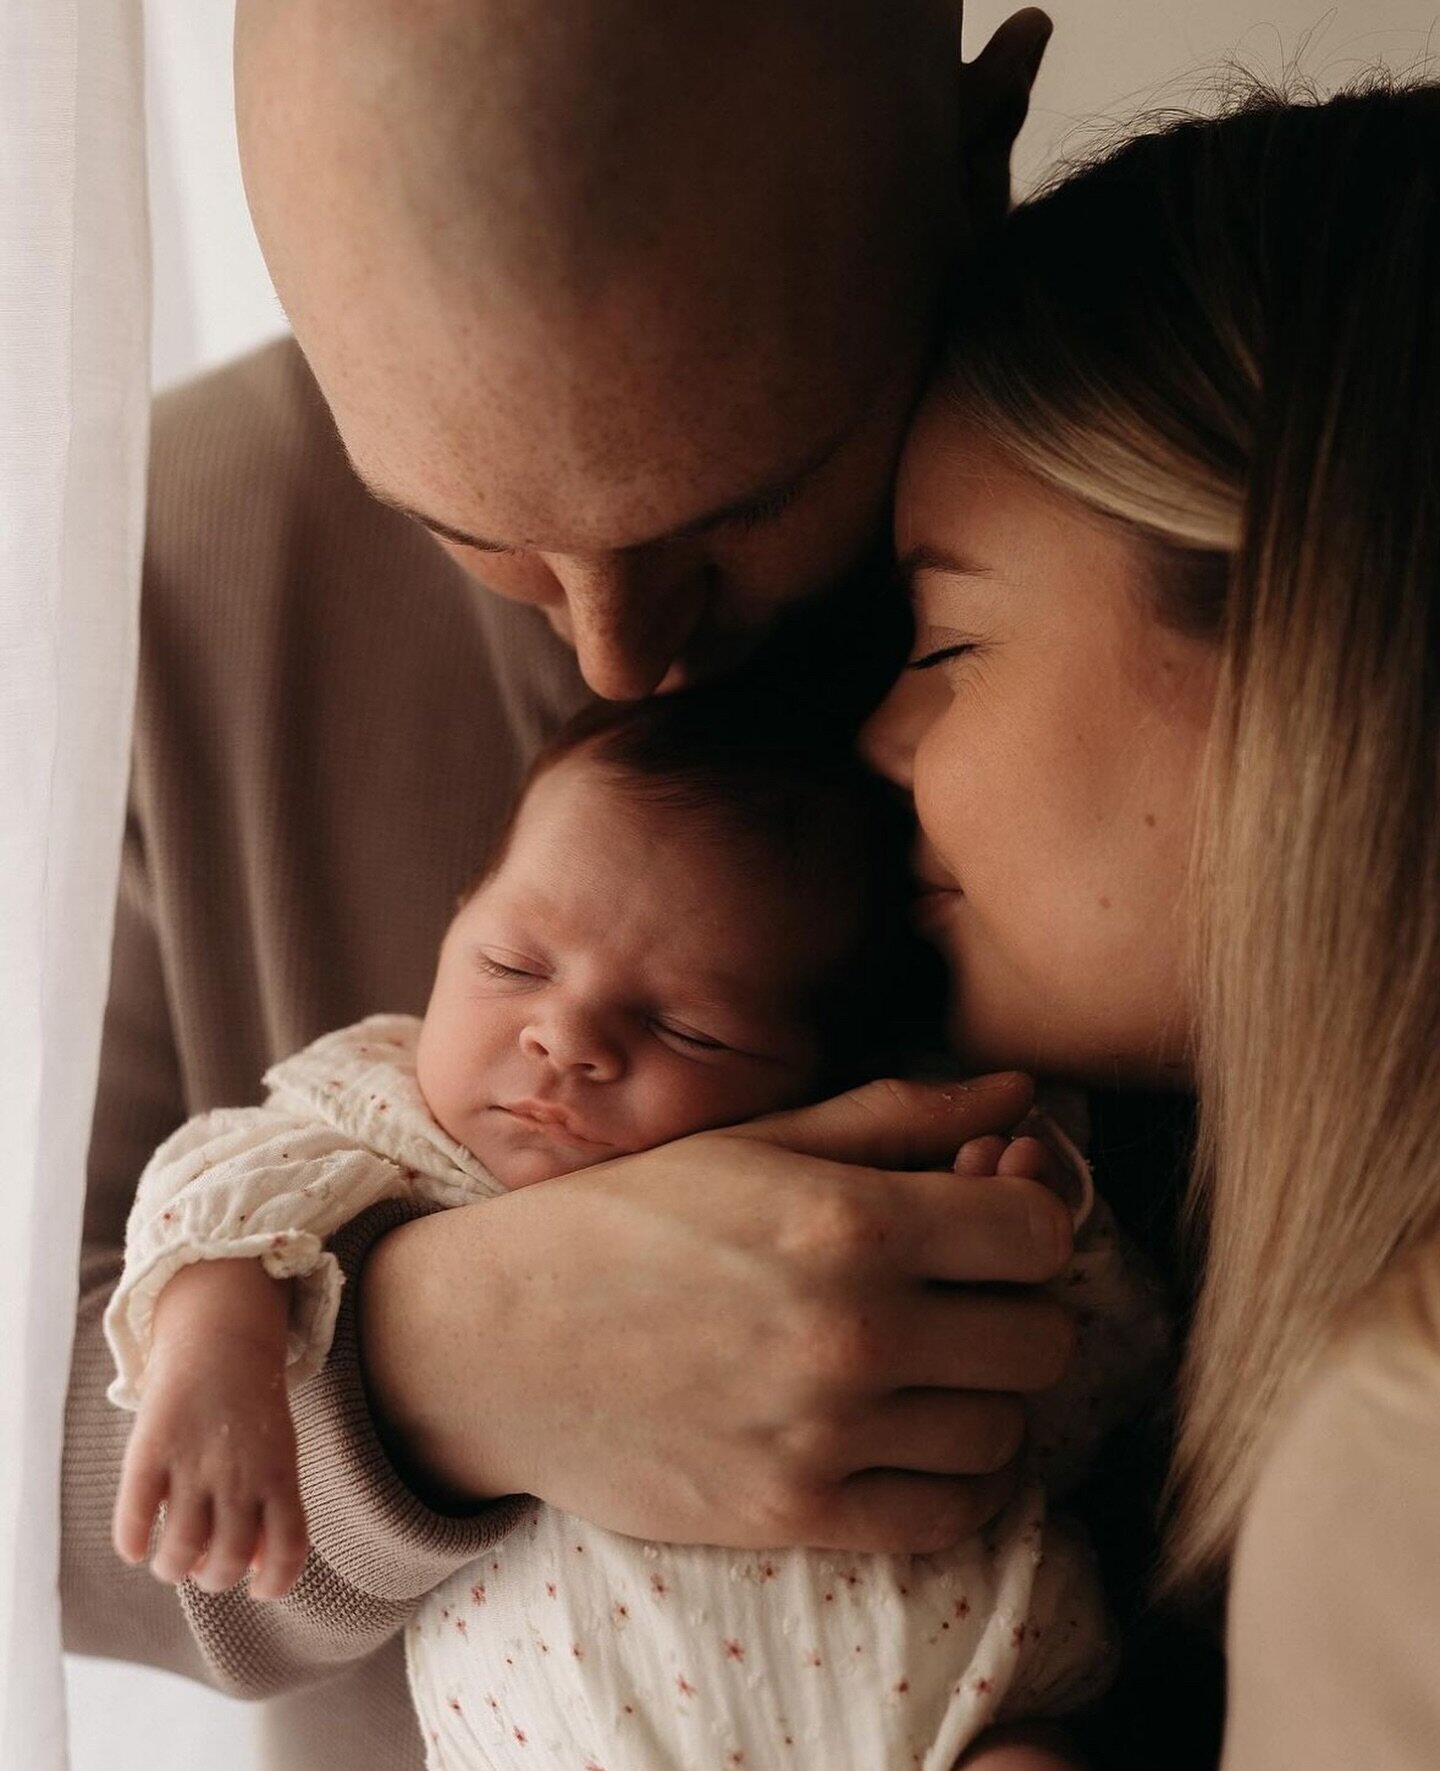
top-left (940, 79), bottom-right (1440, 1594)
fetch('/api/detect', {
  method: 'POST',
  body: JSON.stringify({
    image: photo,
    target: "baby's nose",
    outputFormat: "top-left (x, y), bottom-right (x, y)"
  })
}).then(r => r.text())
top-left (519, 1012), bottom-right (624, 1081)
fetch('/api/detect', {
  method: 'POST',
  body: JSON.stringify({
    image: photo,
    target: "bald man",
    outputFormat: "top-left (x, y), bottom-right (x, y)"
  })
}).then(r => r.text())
top-left (235, 0), bottom-right (1050, 700)
top-left (61, 7), bottom-right (1144, 1771)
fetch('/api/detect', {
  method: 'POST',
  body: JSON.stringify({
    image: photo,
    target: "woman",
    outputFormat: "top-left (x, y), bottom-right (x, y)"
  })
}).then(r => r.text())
top-left (868, 77), bottom-right (1440, 1767)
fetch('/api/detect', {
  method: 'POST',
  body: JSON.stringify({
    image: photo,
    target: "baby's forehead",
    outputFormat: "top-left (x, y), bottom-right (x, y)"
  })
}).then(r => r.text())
top-left (505, 753), bottom-right (858, 982)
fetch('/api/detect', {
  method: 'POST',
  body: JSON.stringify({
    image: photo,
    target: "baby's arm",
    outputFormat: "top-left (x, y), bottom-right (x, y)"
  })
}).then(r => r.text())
top-left (113, 1257), bottom-right (308, 1600)
top-left (106, 1101), bottom-right (430, 1598)
top-left (105, 1106), bottom-right (429, 1406)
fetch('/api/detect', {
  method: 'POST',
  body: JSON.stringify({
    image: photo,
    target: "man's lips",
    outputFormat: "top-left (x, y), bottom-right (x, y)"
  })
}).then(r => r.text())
top-left (914, 876), bottom-right (963, 930)
top-left (493, 1102), bottom-right (613, 1150)
top-left (915, 868), bottom-right (963, 902)
top-left (912, 836), bottom-right (962, 904)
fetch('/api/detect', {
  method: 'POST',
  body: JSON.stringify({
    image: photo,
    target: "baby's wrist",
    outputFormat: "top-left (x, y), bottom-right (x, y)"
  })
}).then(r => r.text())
top-left (151, 1256), bottom-right (290, 1358)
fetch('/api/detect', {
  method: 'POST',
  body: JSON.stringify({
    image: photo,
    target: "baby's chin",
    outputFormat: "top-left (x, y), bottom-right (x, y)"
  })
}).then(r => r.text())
top-left (469, 1126), bottom-right (617, 1192)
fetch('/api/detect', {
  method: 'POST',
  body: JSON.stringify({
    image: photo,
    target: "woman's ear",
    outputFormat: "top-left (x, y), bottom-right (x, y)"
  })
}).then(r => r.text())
top-left (957, 8), bottom-right (1052, 235)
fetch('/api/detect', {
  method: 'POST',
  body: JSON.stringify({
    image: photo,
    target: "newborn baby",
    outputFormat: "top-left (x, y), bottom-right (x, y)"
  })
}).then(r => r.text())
top-left (106, 690), bottom-right (1166, 1771)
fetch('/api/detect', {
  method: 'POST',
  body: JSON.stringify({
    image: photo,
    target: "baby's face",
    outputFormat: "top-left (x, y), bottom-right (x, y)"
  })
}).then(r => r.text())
top-left (415, 757), bottom-right (835, 1188)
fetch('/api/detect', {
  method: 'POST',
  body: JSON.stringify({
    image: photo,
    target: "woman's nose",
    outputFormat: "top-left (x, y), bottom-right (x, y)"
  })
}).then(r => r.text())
top-left (543, 549), bottom-right (711, 700)
top-left (519, 1006), bottom-right (625, 1081)
top-left (859, 668), bottom-right (946, 789)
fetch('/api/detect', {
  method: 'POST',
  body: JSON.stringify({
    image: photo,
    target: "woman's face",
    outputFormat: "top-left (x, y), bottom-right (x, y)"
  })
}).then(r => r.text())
top-left (865, 399), bottom-right (1220, 1088)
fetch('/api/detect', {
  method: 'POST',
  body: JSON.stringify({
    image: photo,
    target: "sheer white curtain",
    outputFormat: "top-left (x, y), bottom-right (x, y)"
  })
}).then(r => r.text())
top-left (0, 1), bottom-right (150, 1767)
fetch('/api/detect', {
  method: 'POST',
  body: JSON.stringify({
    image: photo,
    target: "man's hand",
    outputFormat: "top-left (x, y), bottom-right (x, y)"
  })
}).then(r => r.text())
top-left (359, 1071), bottom-right (1076, 1554)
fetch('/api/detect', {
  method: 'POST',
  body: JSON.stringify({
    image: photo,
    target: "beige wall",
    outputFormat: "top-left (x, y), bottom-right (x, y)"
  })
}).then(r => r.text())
top-left (984, 0), bottom-right (1439, 192)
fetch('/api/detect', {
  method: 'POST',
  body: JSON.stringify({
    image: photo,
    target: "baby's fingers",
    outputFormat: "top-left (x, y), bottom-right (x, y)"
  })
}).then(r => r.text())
top-left (112, 1460), bottom-right (166, 1567)
top-left (150, 1489), bottom-right (212, 1586)
top-left (954, 1134), bottom-right (1009, 1177)
top-left (248, 1492), bottom-right (310, 1601)
top-left (191, 1495), bottom-right (263, 1594)
top-left (997, 1135), bottom-right (1061, 1186)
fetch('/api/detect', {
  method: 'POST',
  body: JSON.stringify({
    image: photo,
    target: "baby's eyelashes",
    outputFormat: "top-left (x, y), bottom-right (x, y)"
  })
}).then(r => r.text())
top-left (651, 1018), bottom-right (731, 1055)
top-left (474, 950), bottom-right (547, 982)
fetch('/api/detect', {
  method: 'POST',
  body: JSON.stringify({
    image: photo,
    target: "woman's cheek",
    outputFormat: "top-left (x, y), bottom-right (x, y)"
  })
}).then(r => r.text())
top-left (910, 717), bottom-right (972, 882)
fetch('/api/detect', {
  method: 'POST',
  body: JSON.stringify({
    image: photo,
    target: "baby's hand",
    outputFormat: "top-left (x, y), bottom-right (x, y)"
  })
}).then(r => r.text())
top-left (954, 1129), bottom-right (1064, 1188)
top-left (112, 1262), bottom-right (310, 1601)
top-left (954, 1114), bottom-right (1089, 1224)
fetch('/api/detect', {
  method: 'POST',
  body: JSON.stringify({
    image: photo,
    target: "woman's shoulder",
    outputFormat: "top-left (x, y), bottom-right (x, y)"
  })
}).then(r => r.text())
top-left (1221, 1235), bottom-right (1440, 1770)
top-left (1292, 1234), bottom-right (1440, 1463)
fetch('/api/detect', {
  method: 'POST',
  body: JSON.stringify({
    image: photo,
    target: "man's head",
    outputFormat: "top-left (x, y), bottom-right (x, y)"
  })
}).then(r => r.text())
top-left (235, 0), bottom-right (1047, 697)
top-left (414, 690), bottom-right (946, 1187)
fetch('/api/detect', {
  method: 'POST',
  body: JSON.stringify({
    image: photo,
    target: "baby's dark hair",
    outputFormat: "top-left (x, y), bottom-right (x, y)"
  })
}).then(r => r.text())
top-left (463, 682), bottom-right (947, 1090)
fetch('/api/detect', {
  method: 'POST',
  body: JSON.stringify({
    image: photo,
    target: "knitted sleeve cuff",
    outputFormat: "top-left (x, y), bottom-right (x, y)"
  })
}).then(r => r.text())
top-left (290, 1196), bottom-right (533, 1604)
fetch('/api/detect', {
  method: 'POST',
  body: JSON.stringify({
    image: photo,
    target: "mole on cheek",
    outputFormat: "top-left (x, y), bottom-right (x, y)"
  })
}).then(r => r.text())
top-left (1143, 812), bottom-right (1157, 828)
top-left (1098, 896), bottom-right (1112, 910)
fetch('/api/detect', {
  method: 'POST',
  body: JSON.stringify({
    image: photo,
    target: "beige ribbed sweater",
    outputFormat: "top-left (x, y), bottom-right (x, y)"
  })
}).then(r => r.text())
top-left (63, 336), bottom-right (588, 1771)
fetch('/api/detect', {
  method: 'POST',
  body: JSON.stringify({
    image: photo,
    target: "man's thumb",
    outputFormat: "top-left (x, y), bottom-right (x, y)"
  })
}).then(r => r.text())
top-left (740, 1073), bottom-right (1034, 1173)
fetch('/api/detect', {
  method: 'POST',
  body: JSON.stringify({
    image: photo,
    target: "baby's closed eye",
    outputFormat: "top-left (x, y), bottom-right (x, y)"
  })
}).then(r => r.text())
top-left (651, 1017), bottom-right (733, 1056)
top-left (473, 948), bottom-right (548, 982)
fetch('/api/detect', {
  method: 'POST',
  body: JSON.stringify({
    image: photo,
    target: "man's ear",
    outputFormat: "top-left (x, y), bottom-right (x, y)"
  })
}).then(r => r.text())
top-left (958, 8), bottom-right (1052, 235)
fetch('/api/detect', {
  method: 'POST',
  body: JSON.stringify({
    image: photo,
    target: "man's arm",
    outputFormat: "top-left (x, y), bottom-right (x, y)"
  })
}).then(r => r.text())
top-left (360, 1074), bottom-right (1078, 1556)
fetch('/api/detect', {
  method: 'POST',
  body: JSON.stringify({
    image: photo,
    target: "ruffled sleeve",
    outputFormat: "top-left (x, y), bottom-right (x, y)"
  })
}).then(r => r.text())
top-left (103, 1104), bottom-right (421, 1407)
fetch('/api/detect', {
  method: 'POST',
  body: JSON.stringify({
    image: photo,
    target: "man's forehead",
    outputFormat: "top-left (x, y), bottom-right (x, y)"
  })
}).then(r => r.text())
top-left (347, 418), bottom-right (852, 557)
top-left (246, 0), bottom-right (961, 551)
top-left (332, 315), bottom-right (896, 556)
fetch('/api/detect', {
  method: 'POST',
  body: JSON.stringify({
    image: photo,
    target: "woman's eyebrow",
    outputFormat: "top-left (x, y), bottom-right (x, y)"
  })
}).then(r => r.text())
top-left (895, 544), bottom-right (993, 584)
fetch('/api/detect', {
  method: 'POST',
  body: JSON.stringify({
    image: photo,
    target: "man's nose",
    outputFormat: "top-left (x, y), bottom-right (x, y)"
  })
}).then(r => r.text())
top-left (519, 1004), bottom-right (625, 1081)
top-left (544, 549), bottom-right (711, 700)
top-left (859, 668), bottom-right (947, 789)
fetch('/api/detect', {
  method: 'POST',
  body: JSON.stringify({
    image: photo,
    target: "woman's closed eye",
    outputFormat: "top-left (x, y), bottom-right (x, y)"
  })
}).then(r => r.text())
top-left (906, 631), bottom-right (978, 672)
